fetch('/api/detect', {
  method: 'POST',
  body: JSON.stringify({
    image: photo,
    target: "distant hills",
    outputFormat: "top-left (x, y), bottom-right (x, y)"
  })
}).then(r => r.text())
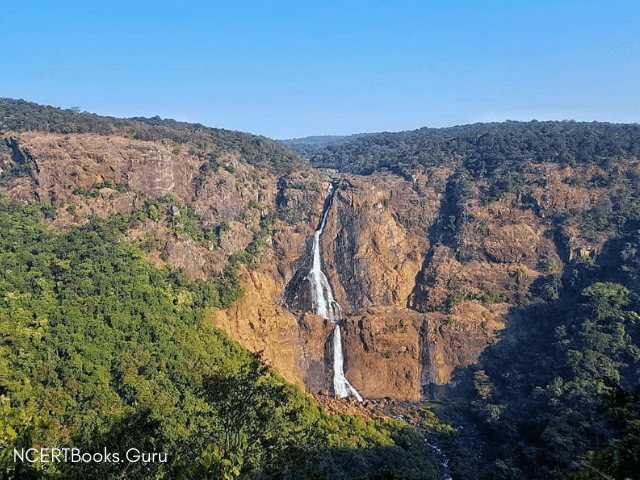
top-left (281, 120), bottom-right (640, 176)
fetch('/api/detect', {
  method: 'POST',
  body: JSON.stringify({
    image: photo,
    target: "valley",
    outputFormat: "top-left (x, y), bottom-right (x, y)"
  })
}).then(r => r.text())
top-left (1, 99), bottom-right (639, 479)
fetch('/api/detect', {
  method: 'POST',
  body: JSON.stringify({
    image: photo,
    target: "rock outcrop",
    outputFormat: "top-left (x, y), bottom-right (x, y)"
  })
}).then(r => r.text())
top-left (2, 130), bottom-right (634, 401)
top-left (282, 163), bottom-right (634, 399)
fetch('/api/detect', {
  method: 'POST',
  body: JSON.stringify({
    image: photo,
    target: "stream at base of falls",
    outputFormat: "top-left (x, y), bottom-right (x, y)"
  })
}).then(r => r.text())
top-left (424, 438), bottom-right (453, 480)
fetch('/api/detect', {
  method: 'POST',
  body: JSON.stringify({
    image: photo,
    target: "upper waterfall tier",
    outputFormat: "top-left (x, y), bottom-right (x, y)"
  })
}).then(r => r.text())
top-left (308, 184), bottom-right (340, 322)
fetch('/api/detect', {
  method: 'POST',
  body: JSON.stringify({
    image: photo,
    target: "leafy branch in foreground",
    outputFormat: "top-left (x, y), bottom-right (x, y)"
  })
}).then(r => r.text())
top-left (195, 352), bottom-right (322, 479)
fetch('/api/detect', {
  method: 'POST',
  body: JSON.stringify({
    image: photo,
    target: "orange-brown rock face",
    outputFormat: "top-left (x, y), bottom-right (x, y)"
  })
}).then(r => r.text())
top-left (283, 171), bottom-right (512, 399)
top-left (342, 307), bottom-right (424, 400)
top-left (207, 268), bottom-right (306, 389)
top-left (282, 164), bottom-right (628, 400)
top-left (0, 131), bottom-right (305, 276)
top-left (2, 131), bottom-right (630, 401)
top-left (322, 172), bottom-right (440, 312)
top-left (0, 131), bottom-right (320, 392)
top-left (2, 132), bottom-right (199, 204)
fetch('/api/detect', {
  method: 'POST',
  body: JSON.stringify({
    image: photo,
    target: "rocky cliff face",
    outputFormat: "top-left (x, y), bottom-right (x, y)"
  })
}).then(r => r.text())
top-left (0, 131), bottom-right (322, 388)
top-left (281, 162), bottom-right (638, 399)
top-left (2, 130), bottom-right (637, 400)
top-left (284, 172), bottom-right (511, 399)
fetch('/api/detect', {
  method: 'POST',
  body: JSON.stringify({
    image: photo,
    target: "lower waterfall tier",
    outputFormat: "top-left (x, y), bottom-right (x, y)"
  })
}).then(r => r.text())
top-left (332, 323), bottom-right (363, 401)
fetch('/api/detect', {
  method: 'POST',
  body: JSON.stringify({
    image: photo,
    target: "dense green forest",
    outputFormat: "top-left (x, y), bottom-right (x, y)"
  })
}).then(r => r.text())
top-left (0, 198), bottom-right (438, 479)
top-left (442, 222), bottom-right (640, 479)
top-left (277, 135), bottom-right (358, 157)
top-left (282, 120), bottom-right (640, 177)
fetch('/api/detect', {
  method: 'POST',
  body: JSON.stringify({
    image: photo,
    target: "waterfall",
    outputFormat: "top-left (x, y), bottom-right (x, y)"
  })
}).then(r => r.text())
top-left (309, 185), bottom-right (363, 401)
top-left (333, 320), bottom-right (363, 400)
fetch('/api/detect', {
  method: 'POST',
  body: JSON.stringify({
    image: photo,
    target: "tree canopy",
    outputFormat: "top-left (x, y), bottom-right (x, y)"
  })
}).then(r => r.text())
top-left (0, 197), bottom-right (438, 479)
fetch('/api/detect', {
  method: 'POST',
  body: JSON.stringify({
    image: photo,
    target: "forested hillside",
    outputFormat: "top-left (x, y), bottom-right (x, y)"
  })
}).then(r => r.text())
top-left (284, 120), bottom-right (640, 177)
top-left (0, 98), bottom-right (305, 173)
top-left (282, 120), bottom-right (640, 479)
top-left (2, 99), bottom-right (640, 479)
top-left (0, 100), bottom-right (441, 479)
top-left (0, 198), bottom-right (439, 479)
top-left (278, 135), bottom-right (362, 157)
top-left (443, 221), bottom-right (640, 479)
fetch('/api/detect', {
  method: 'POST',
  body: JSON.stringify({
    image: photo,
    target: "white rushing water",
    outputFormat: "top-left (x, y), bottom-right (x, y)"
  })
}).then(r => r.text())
top-left (424, 439), bottom-right (453, 480)
top-left (309, 185), bottom-right (363, 401)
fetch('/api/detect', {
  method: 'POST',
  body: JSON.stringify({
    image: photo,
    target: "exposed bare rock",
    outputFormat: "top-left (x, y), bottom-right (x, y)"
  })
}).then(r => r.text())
top-left (0, 131), bottom-right (298, 275)
top-left (420, 300), bottom-right (508, 398)
top-left (341, 307), bottom-right (424, 400)
top-left (208, 268), bottom-right (306, 390)
top-left (317, 172), bottom-right (439, 313)
top-left (2, 130), bottom-right (634, 401)
top-left (162, 234), bottom-right (207, 279)
top-left (279, 164), bottom-right (629, 399)
top-left (297, 312), bottom-right (335, 393)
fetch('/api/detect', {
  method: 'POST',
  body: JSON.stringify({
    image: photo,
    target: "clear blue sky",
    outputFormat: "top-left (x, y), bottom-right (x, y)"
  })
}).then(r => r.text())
top-left (1, 1), bottom-right (638, 138)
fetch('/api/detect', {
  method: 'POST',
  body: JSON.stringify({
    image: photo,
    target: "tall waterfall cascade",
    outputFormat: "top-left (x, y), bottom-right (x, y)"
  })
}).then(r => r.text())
top-left (309, 185), bottom-right (363, 401)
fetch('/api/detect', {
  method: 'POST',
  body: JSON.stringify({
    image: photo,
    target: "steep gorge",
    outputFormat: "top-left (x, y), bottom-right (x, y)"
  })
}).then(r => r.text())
top-left (221, 161), bottom-right (640, 401)
top-left (2, 126), bottom-right (639, 403)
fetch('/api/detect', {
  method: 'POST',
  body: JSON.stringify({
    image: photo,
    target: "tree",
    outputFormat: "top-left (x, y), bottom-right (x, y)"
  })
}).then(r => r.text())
top-left (567, 386), bottom-right (640, 480)
top-left (582, 282), bottom-right (636, 322)
top-left (197, 352), bottom-right (321, 479)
